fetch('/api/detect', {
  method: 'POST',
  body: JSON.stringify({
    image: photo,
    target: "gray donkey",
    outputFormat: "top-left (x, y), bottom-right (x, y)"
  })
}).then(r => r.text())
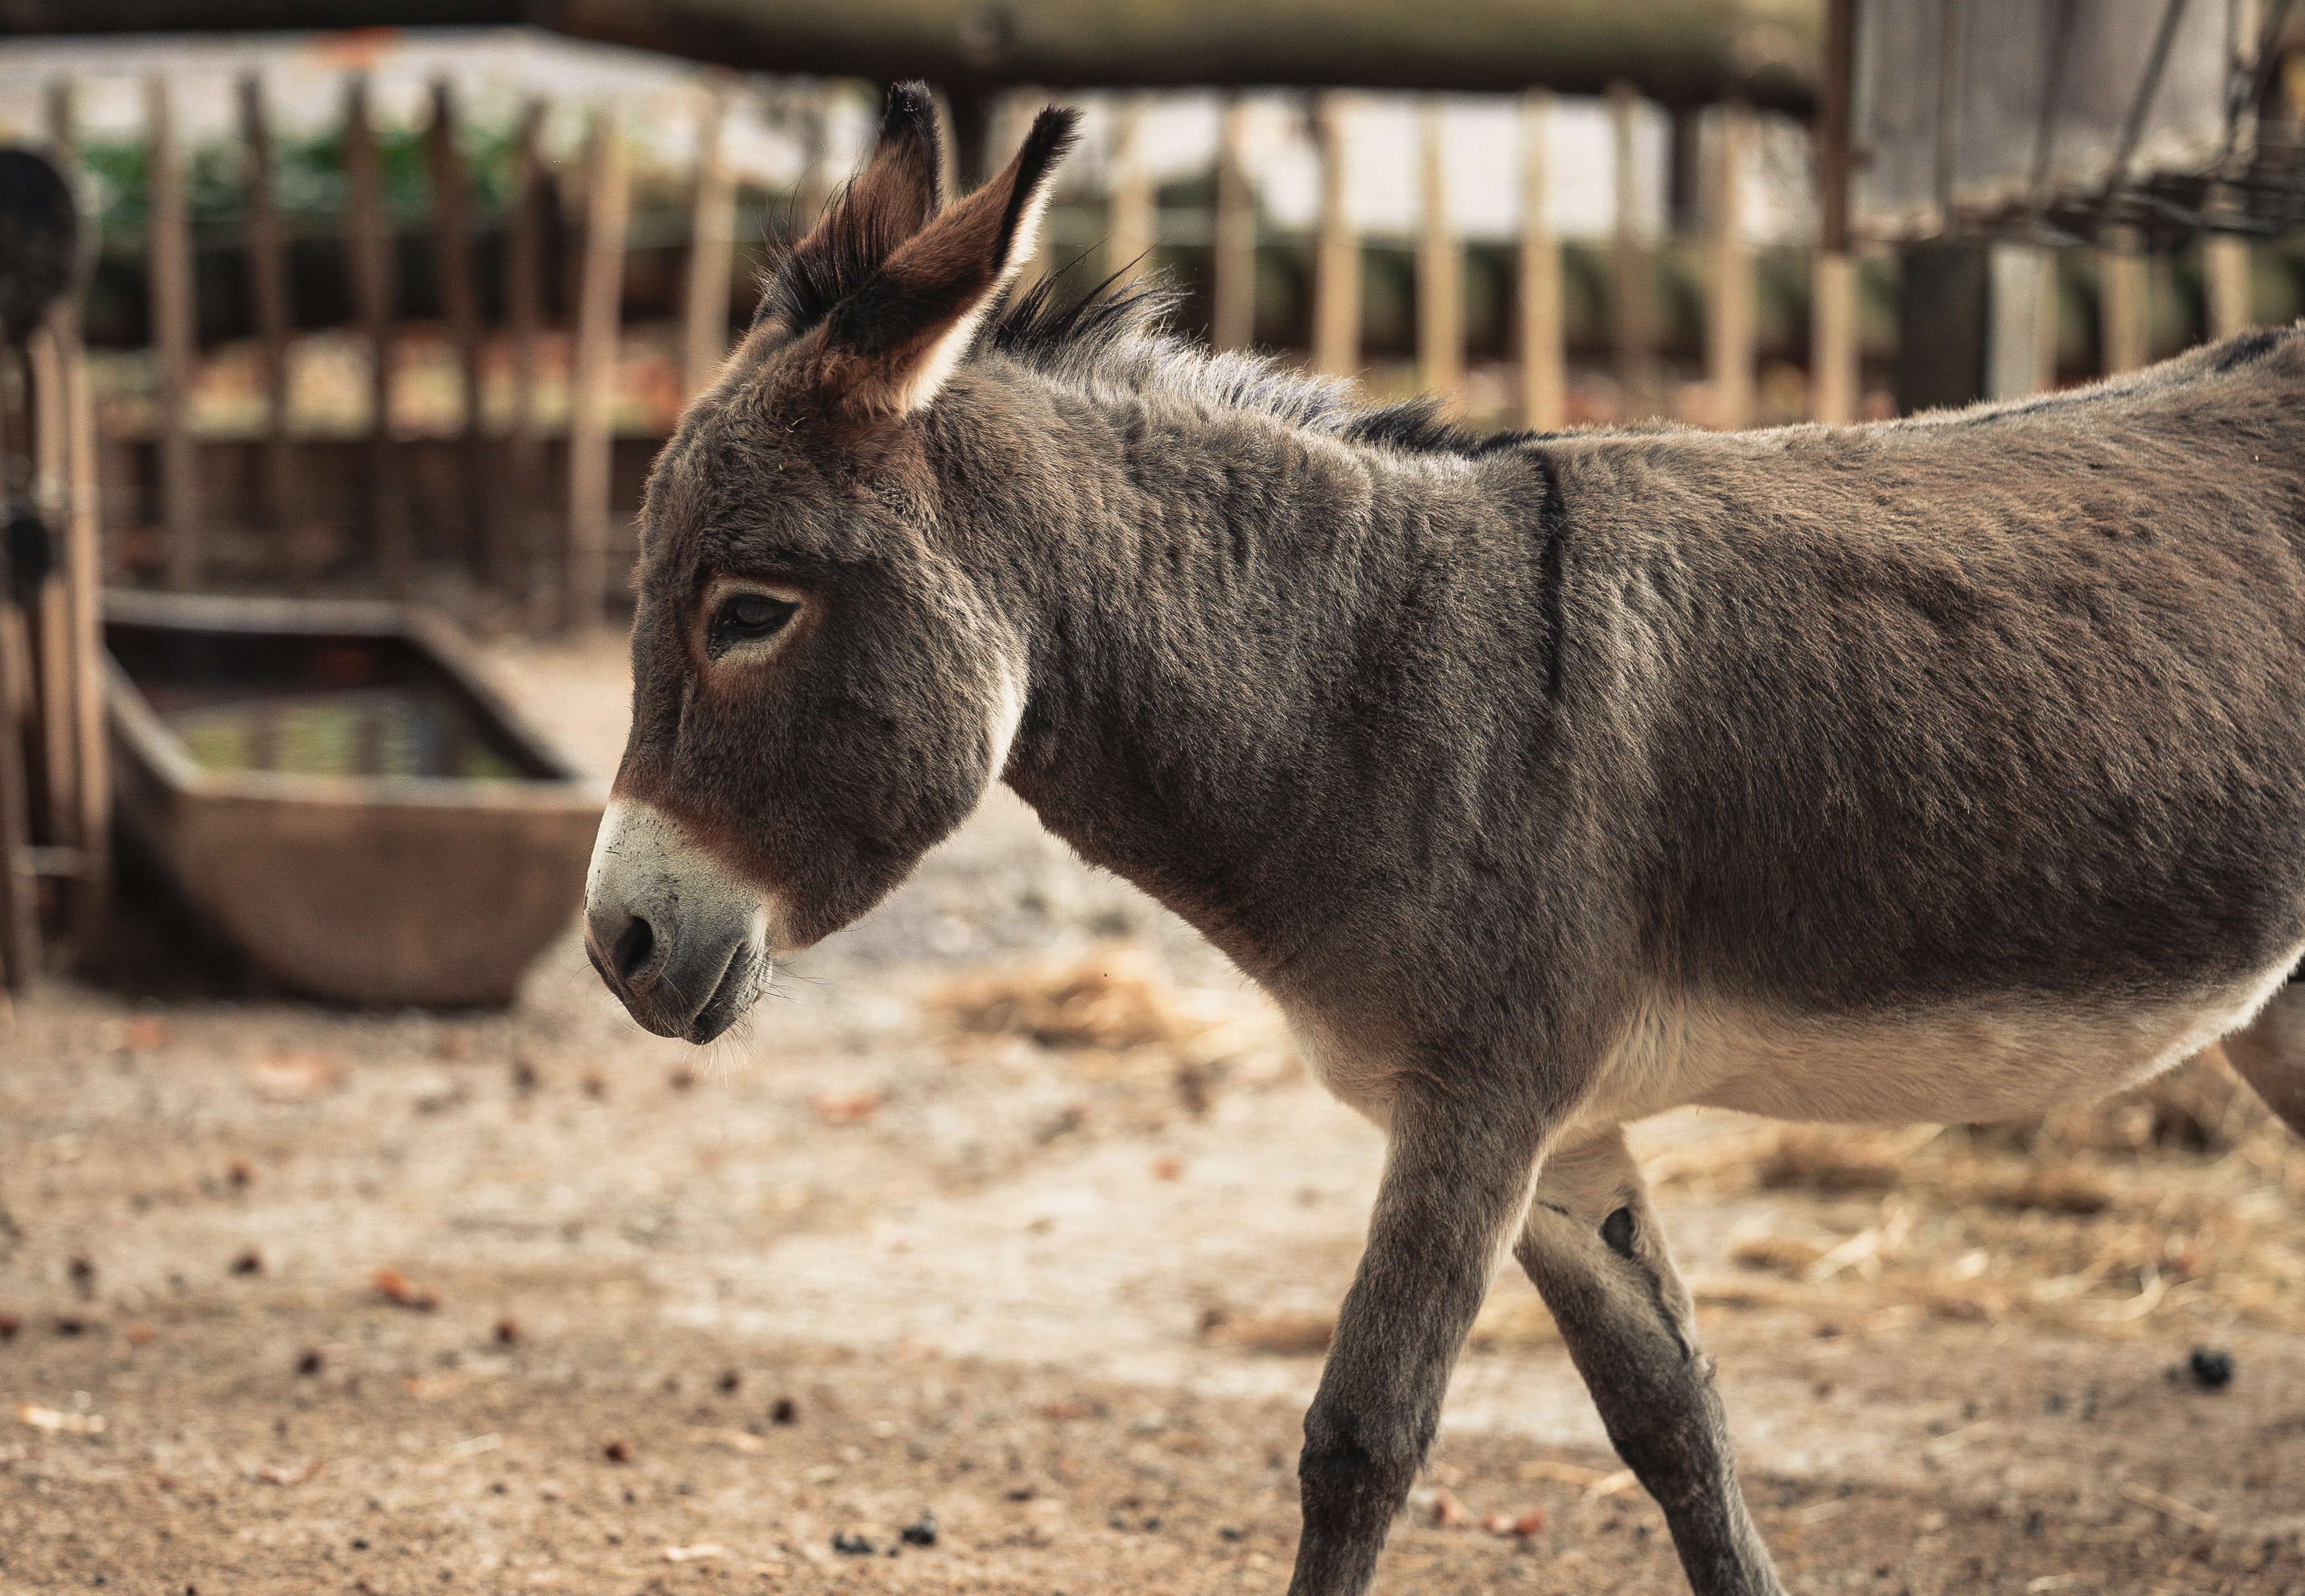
top-left (584, 86), bottom-right (2305, 1596)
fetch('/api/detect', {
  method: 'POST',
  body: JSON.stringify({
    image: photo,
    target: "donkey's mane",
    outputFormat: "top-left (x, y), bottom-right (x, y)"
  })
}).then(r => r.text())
top-left (982, 267), bottom-right (1510, 457)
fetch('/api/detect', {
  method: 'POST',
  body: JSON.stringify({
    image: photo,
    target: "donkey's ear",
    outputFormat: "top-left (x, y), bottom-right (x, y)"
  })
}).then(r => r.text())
top-left (753, 82), bottom-right (944, 338)
top-left (810, 106), bottom-right (1080, 418)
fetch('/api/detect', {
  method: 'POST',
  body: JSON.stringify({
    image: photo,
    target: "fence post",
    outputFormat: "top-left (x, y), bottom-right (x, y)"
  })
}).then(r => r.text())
top-left (1705, 104), bottom-right (1755, 428)
top-left (567, 108), bottom-right (628, 634)
top-left (2204, 234), bottom-right (2251, 337)
top-left (505, 98), bottom-right (546, 613)
top-left (1609, 82), bottom-right (1660, 421)
top-left (28, 327), bottom-right (74, 867)
top-left (427, 78), bottom-right (486, 582)
top-left (2100, 229), bottom-right (2150, 374)
top-left (1517, 90), bottom-right (1565, 432)
top-left (1106, 96), bottom-right (1154, 288)
top-left (683, 82), bottom-right (736, 401)
top-left (0, 353), bottom-right (36, 986)
top-left (49, 76), bottom-right (106, 951)
top-left (1310, 94), bottom-right (1358, 377)
top-left (240, 73), bottom-right (304, 581)
top-left (1810, 0), bottom-right (1858, 423)
top-left (343, 74), bottom-right (408, 596)
top-left (147, 75), bottom-right (200, 591)
top-left (1416, 99), bottom-right (1462, 406)
top-left (1211, 96), bottom-right (1255, 352)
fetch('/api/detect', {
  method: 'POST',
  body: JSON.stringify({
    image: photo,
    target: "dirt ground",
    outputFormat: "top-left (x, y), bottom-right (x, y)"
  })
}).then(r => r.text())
top-left (5, 633), bottom-right (2305, 1596)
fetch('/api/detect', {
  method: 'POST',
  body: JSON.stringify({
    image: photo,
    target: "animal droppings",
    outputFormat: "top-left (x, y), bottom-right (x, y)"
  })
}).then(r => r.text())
top-left (716, 1369), bottom-right (741, 1393)
top-left (297, 1350), bottom-right (323, 1376)
top-left (770, 1397), bottom-right (798, 1424)
top-left (230, 1250), bottom-right (263, 1276)
top-left (494, 1317), bottom-right (521, 1345)
top-left (2188, 1346), bottom-right (2236, 1388)
top-left (602, 1439), bottom-right (631, 1463)
top-left (373, 1269), bottom-right (441, 1311)
top-left (900, 1510), bottom-right (938, 1547)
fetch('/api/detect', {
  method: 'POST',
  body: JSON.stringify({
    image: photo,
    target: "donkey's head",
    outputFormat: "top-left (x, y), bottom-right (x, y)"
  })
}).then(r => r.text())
top-left (584, 85), bottom-right (1078, 1042)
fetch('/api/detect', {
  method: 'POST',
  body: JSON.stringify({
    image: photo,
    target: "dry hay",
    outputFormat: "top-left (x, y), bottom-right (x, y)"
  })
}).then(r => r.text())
top-left (924, 942), bottom-right (1300, 1103)
top-left (1658, 1050), bottom-right (2305, 1339)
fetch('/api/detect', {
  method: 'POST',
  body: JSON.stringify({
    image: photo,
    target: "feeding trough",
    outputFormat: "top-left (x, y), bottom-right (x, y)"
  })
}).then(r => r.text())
top-left (105, 591), bottom-right (606, 1007)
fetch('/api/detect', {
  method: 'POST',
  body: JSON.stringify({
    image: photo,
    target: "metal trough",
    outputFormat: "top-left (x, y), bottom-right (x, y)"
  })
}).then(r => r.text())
top-left (106, 591), bottom-right (606, 1007)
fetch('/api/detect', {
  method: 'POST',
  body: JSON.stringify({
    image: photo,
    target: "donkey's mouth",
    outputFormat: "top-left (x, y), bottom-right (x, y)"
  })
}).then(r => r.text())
top-left (584, 798), bottom-right (776, 1044)
top-left (682, 945), bottom-right (769, 1044)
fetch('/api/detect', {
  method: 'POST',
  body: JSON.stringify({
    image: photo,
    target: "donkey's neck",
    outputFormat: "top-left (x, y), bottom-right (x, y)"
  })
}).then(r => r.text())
top-left (950, 373), bottom-right (1553, 981)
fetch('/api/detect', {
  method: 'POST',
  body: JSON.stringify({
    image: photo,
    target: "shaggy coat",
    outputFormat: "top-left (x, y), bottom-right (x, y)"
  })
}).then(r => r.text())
top-left (585, 84), bottom-right (2305, 1596)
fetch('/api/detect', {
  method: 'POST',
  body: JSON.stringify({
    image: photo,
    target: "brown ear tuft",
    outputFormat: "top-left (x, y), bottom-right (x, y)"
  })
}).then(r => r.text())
top-left (811, 106), bottom-right (1082, 417)
top-left (753, 82), bottom-right (945, 340)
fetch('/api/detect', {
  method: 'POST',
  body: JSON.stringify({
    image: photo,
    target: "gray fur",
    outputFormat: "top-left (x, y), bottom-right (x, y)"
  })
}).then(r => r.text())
top-left (584, 98), bottom-right (2305, 1596)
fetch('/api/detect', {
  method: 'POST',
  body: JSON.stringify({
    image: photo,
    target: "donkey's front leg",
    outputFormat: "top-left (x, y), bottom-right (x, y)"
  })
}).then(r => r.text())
top-left (1287, 1088), bottom-right (1547, 1596)
top-left (1515, 1128), bottom-right (1785, 1596)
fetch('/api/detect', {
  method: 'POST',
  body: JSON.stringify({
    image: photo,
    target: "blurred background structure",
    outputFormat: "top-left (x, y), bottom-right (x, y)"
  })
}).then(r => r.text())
top-left (0, 1), bottom-right (2296, 988)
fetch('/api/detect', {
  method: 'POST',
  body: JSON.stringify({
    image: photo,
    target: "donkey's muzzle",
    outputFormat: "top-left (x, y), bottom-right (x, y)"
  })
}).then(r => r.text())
top-left (584, 799), bottom-right (773, 1044)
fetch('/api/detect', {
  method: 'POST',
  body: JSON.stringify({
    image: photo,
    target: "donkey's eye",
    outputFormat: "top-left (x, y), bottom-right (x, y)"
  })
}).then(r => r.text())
top-left (712, 592), bottom-right (798, 648)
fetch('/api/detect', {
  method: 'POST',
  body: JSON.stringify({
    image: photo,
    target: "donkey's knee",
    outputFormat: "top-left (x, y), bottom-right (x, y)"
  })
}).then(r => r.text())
top-left (2226, 981), bottom-right (2305, 1138)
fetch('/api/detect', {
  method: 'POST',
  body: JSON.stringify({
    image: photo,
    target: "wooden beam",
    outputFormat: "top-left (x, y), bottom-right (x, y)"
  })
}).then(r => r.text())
top-left (239, 73), bottom-right (303, 579)
top-left (1810, 0), bottom-right (1858, 424)
top-left (1310, 92), bottom-right (1360, 378)
top-left (2204, 235), bottom-right (2252, 338)
top-left (427, 77), bottom-right (486, 582)
top-left (1517, 90), bottom-right (1565, 432)
top-left (50, 76), bottom-right (108, 952)
top-left (1609, 80), bottom-right (1657, 420)
top-left (1209, 95), bottom-right (1255, 352)
top-left (1416, 98), bottom-right (1461, 406)
top-left (1105, 95), bottom-right (1154, 288)
top-left (28, 327), bottom-right (75, 865)
top-left (2100, 230), bottom-right (2150, 375)
top-left (343, 73), bottom-right (408, 596)
top-left (0, 353), bottom-right (38, 988)
top-left (147, 74), bottom-right (200, 591)
top-left (682, 82), bottom-right (736, 400)
top-left (567, 108), bottom-right (629, 633)
top-left (1705, 102), bottom-right (1753, 429)
top-left (504, 98), bottom-right (546, 610)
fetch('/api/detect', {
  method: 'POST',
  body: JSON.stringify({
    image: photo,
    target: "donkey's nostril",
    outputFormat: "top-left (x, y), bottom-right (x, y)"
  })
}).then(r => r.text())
top-left (612, 913), bottom-right (658, 986)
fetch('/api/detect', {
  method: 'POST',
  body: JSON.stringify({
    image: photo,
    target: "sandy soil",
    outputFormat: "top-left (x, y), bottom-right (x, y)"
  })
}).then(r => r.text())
top-left (4, 634), bottom-right (2304, 1596)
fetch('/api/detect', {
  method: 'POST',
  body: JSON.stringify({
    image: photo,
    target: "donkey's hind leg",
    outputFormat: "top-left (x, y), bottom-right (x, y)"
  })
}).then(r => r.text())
top-left (1514, 1128), bottom-right (1785, 1596)
top-left (2223, 979), bottom-right (2305, 1137)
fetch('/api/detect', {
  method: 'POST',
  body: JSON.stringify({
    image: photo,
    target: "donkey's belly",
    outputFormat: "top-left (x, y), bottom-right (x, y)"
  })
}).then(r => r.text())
top-left (1594, 959), bottom-right (2298, 1128)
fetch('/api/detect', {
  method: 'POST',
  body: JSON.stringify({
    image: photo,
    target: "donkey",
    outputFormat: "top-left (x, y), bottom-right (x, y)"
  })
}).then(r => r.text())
top-left (584, 85), bottom-right (2305, 1596)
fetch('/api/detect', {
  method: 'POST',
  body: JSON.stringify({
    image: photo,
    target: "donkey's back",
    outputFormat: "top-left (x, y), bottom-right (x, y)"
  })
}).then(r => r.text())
top-left (1538, 327), bottom-right (2305, 1130)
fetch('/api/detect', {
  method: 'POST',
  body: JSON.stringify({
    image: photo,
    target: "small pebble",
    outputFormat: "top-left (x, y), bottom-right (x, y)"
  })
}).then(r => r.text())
top-left (2187, 1345), bottom-right (2235, 1389)
top-left (602, 1439), bottom-right (631, 1463)
top-left (831, 1532), bottom-right (877, 1556)
top-left (900, 1511), bottom-right (938, 1547)
top-left (771, 1397), bottom-right (798, 1425)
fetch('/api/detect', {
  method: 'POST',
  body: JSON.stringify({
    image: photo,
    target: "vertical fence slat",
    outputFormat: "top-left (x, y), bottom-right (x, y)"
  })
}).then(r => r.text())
top-left (1706, 104), bottom-right (1754, 429)
top-left (1310, 93), bottom-right (1359, 378)
top-left (147, 75), bottom-right (200, 591)
top-left (1210, 96), bottom-right (1255, 352)
top-left (1810, 0), bottom-right (1859, 423)
top-left (682, 84), bottom-right (736, 401)
top-left (427, 78), bottom-right (486, 582)
top-left (568, 109), bottom-right (628, 633)
top-left (505, 98), bottom-right (546, 611)
top-left (1416, 99), bottom-right (1461, 405)
top-left (2100, 230), bottom-right (2150, 374)
top-left (1517, 90), bottom-right (1565, 432)
top-left (1106, 96), bottom-right (1154, 288)
top-left (51, 76), bottom-right (107, 950)
top-left (2204, 234), bottom-right (2251, 337)
top-left (239, 73), bottom-right (302, 580)
top-left (29, 327), bottom-right (76, 867)
top-left (344, 75), bottom-right (408, 596)
top-left (1609, 81), bottom-right (1657, 421)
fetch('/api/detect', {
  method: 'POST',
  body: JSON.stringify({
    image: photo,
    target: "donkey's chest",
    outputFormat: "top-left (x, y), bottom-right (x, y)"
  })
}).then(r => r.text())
top-left (1583, 961), bottom-right (2297, 1130)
